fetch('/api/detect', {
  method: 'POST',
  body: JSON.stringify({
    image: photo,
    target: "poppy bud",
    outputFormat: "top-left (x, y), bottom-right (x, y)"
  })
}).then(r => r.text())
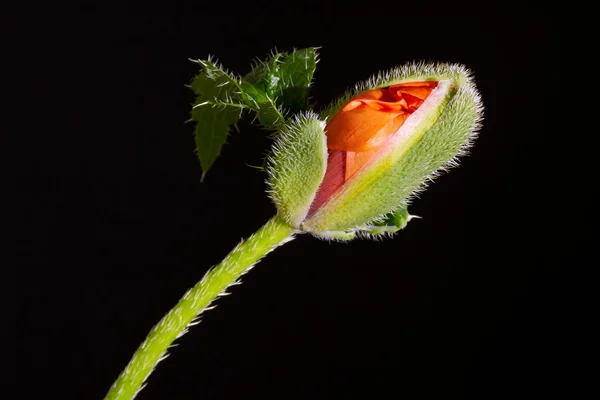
top-left (267, 62), bottom-right (483, 240)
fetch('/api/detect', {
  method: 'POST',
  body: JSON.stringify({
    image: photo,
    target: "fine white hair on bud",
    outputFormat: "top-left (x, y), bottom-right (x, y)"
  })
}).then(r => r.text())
top-left (266, 111), bottom-right (328, 228)
top-left (266, 61), bottom-right (483, 240)
top-left (321, 61), bottom-right (480, 120)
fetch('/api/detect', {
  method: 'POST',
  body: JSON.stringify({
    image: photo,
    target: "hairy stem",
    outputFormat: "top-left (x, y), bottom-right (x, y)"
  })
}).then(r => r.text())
top-left (104, 216), bottom-right (296, 400)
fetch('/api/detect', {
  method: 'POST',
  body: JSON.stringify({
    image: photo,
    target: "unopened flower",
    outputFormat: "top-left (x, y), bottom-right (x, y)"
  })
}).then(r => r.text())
top-left (267, 62), bottom-right (483, 240)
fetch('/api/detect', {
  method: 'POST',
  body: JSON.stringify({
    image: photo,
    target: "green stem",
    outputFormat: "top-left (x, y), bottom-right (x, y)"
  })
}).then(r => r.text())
top-left (104, 216), bottom-right (296, 400)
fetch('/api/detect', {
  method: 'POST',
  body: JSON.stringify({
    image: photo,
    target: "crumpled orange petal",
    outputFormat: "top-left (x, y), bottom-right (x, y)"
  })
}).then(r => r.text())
top-left (327, 90), bottom-right (408, 153)
top-left (326, 81), bottom-right (437, 154)
top-left (309, 81), bottom-right (438, 215)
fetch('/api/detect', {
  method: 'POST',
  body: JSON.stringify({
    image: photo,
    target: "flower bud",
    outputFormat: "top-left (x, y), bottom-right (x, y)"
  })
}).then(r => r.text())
top-left (267, 62), bottom-right (483, 240)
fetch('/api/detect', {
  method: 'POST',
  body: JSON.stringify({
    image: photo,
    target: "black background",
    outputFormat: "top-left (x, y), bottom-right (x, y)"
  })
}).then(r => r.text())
top-left (13, 10), bottom-right (588, 400)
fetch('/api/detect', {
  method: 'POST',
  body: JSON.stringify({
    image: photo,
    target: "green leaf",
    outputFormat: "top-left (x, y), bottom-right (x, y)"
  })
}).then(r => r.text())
top-left (242, 53), bottom-right (283, 98)
top-left (240, 81), bottom-right (284, 128)
top-left (188, 48), bottom-right (319, 178)
top-left (193, 104), bottom-right (241, 179)
top-left (189, 59), bottom-right (246, 176)
top-left (240, 48), bottom-right (318, 128)
top-left (275, 47), bottom-right (317, 114)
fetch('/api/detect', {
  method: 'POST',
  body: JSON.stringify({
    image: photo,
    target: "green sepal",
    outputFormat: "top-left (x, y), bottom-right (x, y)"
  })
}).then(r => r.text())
top-left (310, 230), bottom-right (356, 241)
top-left (361, 207), bottom-right (413, 236)
top-left (266, 112), bottom-right (327, 228)
top-left (308, 207), bottom-right (413, 241)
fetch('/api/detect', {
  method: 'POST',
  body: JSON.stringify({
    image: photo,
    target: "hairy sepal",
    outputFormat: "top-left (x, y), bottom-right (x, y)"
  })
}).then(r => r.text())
top-left (266, 112), bottom-right (328, 228)
top-left (303, 63), bottom-right (483, 233)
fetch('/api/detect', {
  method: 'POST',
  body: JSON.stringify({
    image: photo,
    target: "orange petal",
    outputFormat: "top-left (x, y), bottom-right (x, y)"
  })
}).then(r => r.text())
top-left (326, 102), bottom-right (408, 152)
top-left (344, 112), bottom-right (409, 180)
top-left (390, 81), bottom-right (438, 100)
top-left (352, 88), bottom-right (389, 101)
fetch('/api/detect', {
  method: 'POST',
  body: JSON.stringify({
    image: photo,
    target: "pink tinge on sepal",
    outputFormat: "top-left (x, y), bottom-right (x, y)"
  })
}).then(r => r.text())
top-left (307, 149), bottom-right (345, 218)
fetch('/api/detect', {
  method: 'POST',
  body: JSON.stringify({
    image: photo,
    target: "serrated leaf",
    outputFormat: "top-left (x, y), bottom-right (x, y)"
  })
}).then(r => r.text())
top-left (240, 48), bottom-right (318, 128)
top-left (240, 55), bottom-right (285, 128)
top-left (193, 104), bottom-right (241, 178)
top-left (190, 61), bottom-right (241, 98)
top-left (242, 53), bottom-right (282, 97)
top-left (264, 53), bottom-right (284, 97)
top-left (275, 47), bottom-right (317, 114)
top-left (189, 60), bottom-right (246, 176)
top-left (240, 81), bottom-right (284, 128)
top-left (188, 49), bottom-right (319, 178)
